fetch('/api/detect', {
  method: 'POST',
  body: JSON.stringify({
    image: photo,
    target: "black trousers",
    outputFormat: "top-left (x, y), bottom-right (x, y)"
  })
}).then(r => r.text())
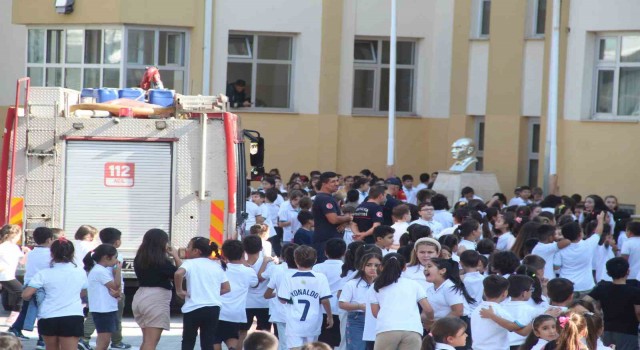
top-left (182, 306), bottom-right (220, 350)
top-left (0, 279), bottom-right (23, 312)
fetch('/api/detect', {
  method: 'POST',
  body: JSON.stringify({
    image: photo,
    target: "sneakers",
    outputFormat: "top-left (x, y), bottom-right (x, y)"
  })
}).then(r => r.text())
top-left (110, 343), bottom-right (132, 349)
top-left (7, 327), bottom-right (29, 340)
top-left (78, 338), bottom-right (93, 350)
top-left (36, 340), bottom-right (46, 350)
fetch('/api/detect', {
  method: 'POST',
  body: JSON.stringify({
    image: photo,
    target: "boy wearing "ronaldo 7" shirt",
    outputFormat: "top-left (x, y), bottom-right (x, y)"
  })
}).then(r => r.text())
top-left (278, 245), bottom-right (333, 350)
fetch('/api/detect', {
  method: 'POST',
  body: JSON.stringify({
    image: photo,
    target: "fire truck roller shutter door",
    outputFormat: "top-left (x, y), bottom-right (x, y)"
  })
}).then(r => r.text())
top-left (64, 141), bottom-right (172, 255)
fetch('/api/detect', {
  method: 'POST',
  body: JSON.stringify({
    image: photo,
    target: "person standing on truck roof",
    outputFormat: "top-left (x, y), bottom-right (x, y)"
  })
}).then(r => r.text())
top-left (0, 225), bottom-right (30, 330)
top-left (226, 79), bottom-right (251, 108)
top-left (131, 229), bottom-right (182, 350)
top-left (312, 172), bottom-right (353, 263)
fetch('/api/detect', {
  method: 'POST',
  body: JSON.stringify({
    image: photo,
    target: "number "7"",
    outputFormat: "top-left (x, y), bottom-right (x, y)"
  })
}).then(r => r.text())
top-left (298, 300), bottom-right (311, 321)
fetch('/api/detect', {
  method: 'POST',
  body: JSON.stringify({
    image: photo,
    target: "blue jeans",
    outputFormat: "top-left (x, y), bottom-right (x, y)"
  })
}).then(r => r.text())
top-left (346, 312), bottom-right (366, 350)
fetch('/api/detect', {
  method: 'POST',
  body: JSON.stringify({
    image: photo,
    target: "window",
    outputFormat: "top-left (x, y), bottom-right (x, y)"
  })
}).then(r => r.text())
top-left (480, 0), bottom-right (491, 37)
top-left (226, 34), bottom-right (293, 109)
top-left (474, 116), bottom-right (485, 171)
top-left (594, 34), bottom-right (640, 118)
top-left (534, 0), bottom-right (546, 36)
top-left (26, 26), bottom-right (188, 93)
top-left (352, 39), bottom-right (416, 114)
top-left (527, 118), bottom-right (540, 187)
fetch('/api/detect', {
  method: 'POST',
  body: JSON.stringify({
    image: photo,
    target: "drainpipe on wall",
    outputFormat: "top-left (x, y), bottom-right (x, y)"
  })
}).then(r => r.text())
top-left (202, 0), bottom-right (213, 95)
top-left (543, 0), bottom-right (561, 194)
top-left (387, 0), bottom-right (397, 176)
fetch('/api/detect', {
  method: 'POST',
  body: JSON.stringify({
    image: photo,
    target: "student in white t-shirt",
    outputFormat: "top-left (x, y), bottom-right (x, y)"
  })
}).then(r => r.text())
top-left (312, 238), bottom-right (347, 348)
top-left (593, 224), bottom-right (615, 283)
top-left (241, 235), bottom-right (274, 346)
top-left (424, 259), bottom-right (476, 320)
top-left (263, 189), bottom-right (281, 238)
top-left (83, 244), bottom-right (122, 350)
top-left (460, 250), bottom-right (485, 314)
top-left (554, 215), bottom-right (603, 294)
top-left (455, 220), bottom-right (481, 254)
top-left (620, 221), bottom-right (640, 286)
top-left (518, 314), bottom-right (559, 350)
top-left (390, 204), bottom-right (411, 250)
top-left (23, 238), bottom-right (88, 350)
top-left (8, 227), bottom-right (54, 344)
top-left (373, 226), bottom-right (396, 257)
top-left (531, 224), bottom-right (571, 280)
top-left (421, 317), bottom-right (469, 350)
top-left (71, 225), bottom-right (98, 269)
top-left (503, 275), bottom-right (542, 349)
top-left (470, 275), bottom-right (531, 350)
top-left (431, 194), bottom-right (454, 229)
top-left (0, 225), bottom-right (28, 326)
top-left (401, 237), bottom-right (441, 291)
top-left (264, 243), bottom-right (300, 350)
top-left (410, 203), bottom-right (444, 238)
top-left (370, 253), bottom-right (434, 350)
top-left (494, 213), bottom-right (516, 251)
top-left (278, 246), bottom-right (333, 349)
top-left (215, 240), bottom-right (259, 350)
top-left (174, 237), bottom-right (230, 350)
top-left (338, 252), bottom-right (381, 350)
top-left (278, 191), bottom-right (303, 243)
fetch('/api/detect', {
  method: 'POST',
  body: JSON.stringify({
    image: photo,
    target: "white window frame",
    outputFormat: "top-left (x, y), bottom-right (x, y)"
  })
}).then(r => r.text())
top-left (26, 25), bottom-right (189, 93)
top-left (474, 116), bottom-right (485, 171)
top-left (527, 117), bottom-right (541, 187)
top-left (352, 38), bottom-right (417, 116)
top-left (592, 33), bottom-right (640, 120)
top-left (227, 32), bottom-right (295, 112)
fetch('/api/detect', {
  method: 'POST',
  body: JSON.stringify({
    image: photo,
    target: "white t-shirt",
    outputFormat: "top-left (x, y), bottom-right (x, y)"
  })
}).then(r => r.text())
top-left (462, 271), bottom-right (485, 313)
top-left (439, 224), bottom-right (458, 238)
top-left (313, 259), bottom-right (347, 315)
top-left (391, 221), bottom-right (410, 246)
top-left (88, 264), bottom-right (118, 313)
top-left (470, 301), bottom-right (515, 350)
top-left (278, 270), bottom-right (332, 337)
top-left (459, 239), bottom-right (477, 252)
top-left (260, 204), bottom-right (277, 238)
top-left (401, 264), bottom-right (433, 291)
top-left (496, 232), bottom-right (516, 251)
top-left (265, 264), bottom-right (297, 323)
top-left (617, 232), bottom-right (629, 255)
top-left (24, 246), bottom-right (51, 284)
top-left (220, 263), bottom-right (259, 322)
top-left (553, 234), bottom-right (600, 291)
top-left (246, 255), bottom-right (273, 309)
top-left (363, 285), bottom-right (378, 341)
top-left (594, 244), bottom-right (614, 282)
top-left (621, 237), bottom-right (640, 279)
top-left (278, 201), bottom-right (301, 243)
top-left (410, 218), bottom-right (444, 238)
top-left (0, 241), bottom-right (24, 281)
top-left (180, 258), bottom-right (228, 313)
top-left (72, 239), bottom-right (96, 269)
top-left (426, 279), bottom-right (466, 318)
top-left (369, 277), bottom-right (427, 335)
top-left (339, 277), bottom-right (372, 312)
top-left (508, 197), bottom-right (531, 207)
top-left (532, 242), bottom-right (561, 280)
top-left (245, 200), bottom-right (262, 229)
top-left (502, 300), bottom-right (539, 346)
top-left (433, 210), bottom-right (454, 229)
top-left (28, 262), bottom-right (88, 319)
top-left (527, 295), bottom-right (550, 315)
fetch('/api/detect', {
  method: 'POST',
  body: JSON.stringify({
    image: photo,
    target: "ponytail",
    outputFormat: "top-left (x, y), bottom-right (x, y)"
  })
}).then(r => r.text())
top-left (556, 312), bottom-right (587, 350)
top-left (374, 253), bottom-right (405, 292)
top-left (431, 258), bottom-right (475, 304)
top-left (190, 237), bottom-right (226, 270)
top-left (456, 219), bottom-right (480, 240)
top-left (83, 244), bottom-right (118, 272)
top-left (421, 317), bottom-right (467, 350)
top-left (516, 265), bottom-right (543, 304)
top-left (583, 312), bottom-right (602, 350)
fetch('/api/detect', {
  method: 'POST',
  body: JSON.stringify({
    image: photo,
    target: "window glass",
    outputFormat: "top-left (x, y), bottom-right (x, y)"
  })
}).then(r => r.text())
top-left (599, 38), bottom-right (617, 61)
top-left (65, 29), bottom-right (83, 64)
top-left (481, 0), bottom-right (491, 36)
top-left (65, 68), bottom-right (81, 90)
top-left (617, 67), bottom-right (640, 116)
top-left (127, 30), bottom-right (155, 65)
top-left (381, 41), bottom-right (414, 65)
top-left (257, 36), bottom-right (292, 60)
top-left (535, 0), bottom-right (546, 35)
top-left (379, 68), bottom-right (413, 112)
top-left (353, 70), bottom-right (375, 109)
top-left (531, 123), bottom-right (540, 153)
top-left (529, 159), bottom-right (539, 187)
top-left (103, 68), bottom-right (119, 88)
top-left (104, 29), bottom-right (122, 64)
top-left (256, 64), bottom-right (290, 108)
top-left (84, 68), bottom-right (100, 88)
top-left (228, 35), bottom-right (252, 57)
top-left (478, 122), bottom-right (485, 152)
top-left (46, 67), bottom-right (62, 87)
top-left (620, 36), bottom-right (640, 63)
top-left (85, 30), bottom-right (102, 64)
top-left (595, 70), bottom-right (614, 114)
top-left (46, 30), bottom-right (63, 64)
top-left (28, 29), bottom-right (45, 64)
top-left (354, 40), bottom-right (376, 62)
top-left (161, 70), bottom-right (185, 94)
top-left (159, 32), bottom-right (184, 66)
top-left (27, 67), bottom-right (44, 86)
top-left (126, 68), bottom-right (146, 89)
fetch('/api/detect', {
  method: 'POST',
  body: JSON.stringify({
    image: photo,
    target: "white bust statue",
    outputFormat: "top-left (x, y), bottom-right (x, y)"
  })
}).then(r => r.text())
top-left (449, 138), bottom-right (478, 172)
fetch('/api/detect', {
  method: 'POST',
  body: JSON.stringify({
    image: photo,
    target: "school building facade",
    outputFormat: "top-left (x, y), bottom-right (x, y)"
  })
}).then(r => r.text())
top-left (3, 0), bottom-right (640, 209)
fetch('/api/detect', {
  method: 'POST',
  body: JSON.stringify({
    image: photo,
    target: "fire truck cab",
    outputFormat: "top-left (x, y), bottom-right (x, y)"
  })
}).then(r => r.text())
top-left (1, 79), bottom-right (263, 279)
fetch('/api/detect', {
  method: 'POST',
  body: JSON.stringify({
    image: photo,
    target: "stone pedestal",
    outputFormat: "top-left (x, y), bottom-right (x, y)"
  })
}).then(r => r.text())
top-left (432, 171), bottom-right (501, 207)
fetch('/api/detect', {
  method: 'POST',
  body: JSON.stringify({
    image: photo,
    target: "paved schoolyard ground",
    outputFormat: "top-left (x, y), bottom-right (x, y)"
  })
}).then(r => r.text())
top-left (1, 310), bottom-right (239, 350)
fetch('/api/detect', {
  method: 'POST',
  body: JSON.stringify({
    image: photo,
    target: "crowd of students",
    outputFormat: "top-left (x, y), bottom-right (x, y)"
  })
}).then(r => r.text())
top-left (0, 167), bottom-right (639, 350)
